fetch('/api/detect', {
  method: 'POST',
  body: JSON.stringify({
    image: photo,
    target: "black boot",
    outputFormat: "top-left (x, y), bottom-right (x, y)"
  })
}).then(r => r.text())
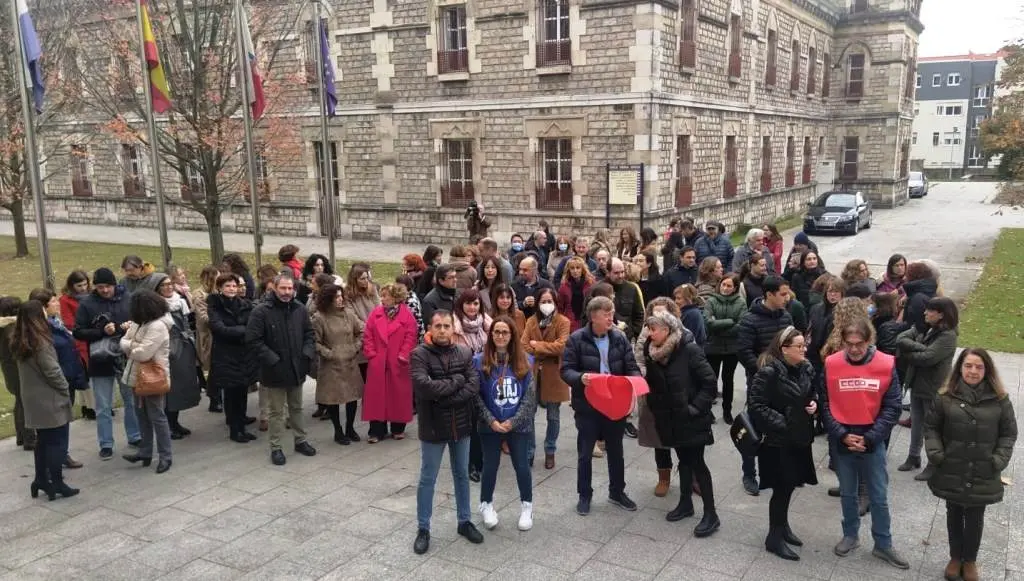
top-left (51, 479), bottom-right (80, 500)
top-left (694, 512), bottom-right (721, 538)
top-left (666, 495), bottom-right (695, 522)
top-left (334, 428), bottom-right (351, 446)
top-left (783, 524), bottom-right (803, 546)
top-left (765, 527), bottom-right (800, 561)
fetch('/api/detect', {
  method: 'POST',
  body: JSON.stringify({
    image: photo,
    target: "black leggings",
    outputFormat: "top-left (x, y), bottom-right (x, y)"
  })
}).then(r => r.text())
top-left (659, 446), bottom-right (715, 512)
top-left (946, 502), bottom-right (985, 562)
top-left (166, 410), bottom-right (183, 430)
top-left (706, 353), bottom-right (739, 413)
top-left (769, 485), bottom-right (795, 528)
top-left (326, 401), bottom-right (358, 432)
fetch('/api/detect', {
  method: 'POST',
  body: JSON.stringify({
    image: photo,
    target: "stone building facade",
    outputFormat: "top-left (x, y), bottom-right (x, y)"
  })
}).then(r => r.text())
top-left (26, 0), bottom-right (922, 244)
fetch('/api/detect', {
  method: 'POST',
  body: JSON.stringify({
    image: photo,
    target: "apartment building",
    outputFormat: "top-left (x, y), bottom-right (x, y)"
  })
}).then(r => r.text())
top-left (32, 0), bottom-right (923, 243)
top-left (910, 52), bottom-right (1001, 175)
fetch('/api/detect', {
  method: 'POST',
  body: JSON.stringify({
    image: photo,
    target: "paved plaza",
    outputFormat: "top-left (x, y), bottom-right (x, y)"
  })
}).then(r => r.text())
top-left (1, 181), bottom-right (1022, 580)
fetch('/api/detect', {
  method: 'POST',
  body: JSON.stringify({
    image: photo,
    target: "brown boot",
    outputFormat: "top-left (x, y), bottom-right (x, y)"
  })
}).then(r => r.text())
top-left (943, 559), bottom-right (961, 581)
top-left (961, 561), bottom-right (978, 581)
top-left (655, 469), bottom-right (671, 497)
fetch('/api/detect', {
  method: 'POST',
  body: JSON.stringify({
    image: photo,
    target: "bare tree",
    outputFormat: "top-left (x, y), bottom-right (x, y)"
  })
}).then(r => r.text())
top-left (0, 0), bottom-right (79, 257)
top-left (82, 0), bottom-right (305, 263)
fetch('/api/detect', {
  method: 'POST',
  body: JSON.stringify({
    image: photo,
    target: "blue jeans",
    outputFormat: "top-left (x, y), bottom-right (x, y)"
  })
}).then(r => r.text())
top-left (529, 402), bottom-right (561, 459)
top-left (835, 441), bottom-right (893, 549)
top-left (92, 375), bottom-right (140, 450)
top-left (480, 431), bottom-right (533, 503)
top-left (417, 437), bottom-right (471, 531)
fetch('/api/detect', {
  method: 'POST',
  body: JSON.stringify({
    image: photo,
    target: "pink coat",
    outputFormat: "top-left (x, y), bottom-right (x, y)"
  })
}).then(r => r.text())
top-left (361, 304), bottom-right (417, 423)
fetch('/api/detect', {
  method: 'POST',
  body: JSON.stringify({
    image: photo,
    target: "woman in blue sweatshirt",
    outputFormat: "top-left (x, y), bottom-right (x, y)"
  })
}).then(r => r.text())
top-left (673, 284), bottom-right (707, 346)
top-left (474, 316), bottom-right (538, 532)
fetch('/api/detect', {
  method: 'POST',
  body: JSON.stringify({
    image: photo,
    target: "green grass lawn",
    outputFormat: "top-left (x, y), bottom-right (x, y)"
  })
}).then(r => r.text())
top-left (728, 212), bottom-right (804, 246)
top-left (958, 228), bottom-right (1024, 353)
top-left (0, 235), bottom-right (402, 440)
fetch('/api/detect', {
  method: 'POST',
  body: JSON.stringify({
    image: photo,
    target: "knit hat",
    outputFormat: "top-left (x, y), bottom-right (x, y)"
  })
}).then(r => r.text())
top-left (794, 232), bottom-right (811, 247)
top-left (93, 267), bottom-right (117, 286)
top-left (143, 272), bottom-right (169, 293)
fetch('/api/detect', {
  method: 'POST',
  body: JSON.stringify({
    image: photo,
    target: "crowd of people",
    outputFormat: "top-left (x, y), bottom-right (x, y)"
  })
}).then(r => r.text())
top-left (0, 216), bottom-right (1017, 581)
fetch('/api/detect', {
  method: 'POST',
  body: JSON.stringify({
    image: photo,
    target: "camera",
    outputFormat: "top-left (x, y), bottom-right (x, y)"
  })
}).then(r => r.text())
top-left (92, 313), bottom-right (113, 329)
top-left (464, 200), bottom-right (480, 220)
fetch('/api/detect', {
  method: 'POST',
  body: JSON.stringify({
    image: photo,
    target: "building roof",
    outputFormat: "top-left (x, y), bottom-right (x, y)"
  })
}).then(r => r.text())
top-left (918, 51), bottom-right (1009, 63)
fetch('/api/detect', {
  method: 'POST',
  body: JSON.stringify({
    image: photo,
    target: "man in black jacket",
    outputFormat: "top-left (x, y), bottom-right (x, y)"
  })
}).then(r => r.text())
top-left (245, 275), bottom-right (317, 466)
top-left (735, 276), bottom-right (793, 495)
top-left (421, 264), bottom-right (458, 324)
top-left (73, 267), bottom-right (140, 460)
top-left (561, 296), bottom-right (642, 516)
top-left (511, 257), bottom-right (553, 318)
top-left (411, 311), bottom-right (483, 555)
top-left (606, 259), bottom-right (645, 341)
top-left (663, 246), bottom-right (699, 293)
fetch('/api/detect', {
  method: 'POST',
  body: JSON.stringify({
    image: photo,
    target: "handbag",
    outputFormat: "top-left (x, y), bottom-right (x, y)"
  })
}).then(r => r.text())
top-left (729, 410), bottom-right (763, 456)
top-left (134, 361), bottom-right (170, 397)
top-left (89, 336), bottom-right (122, 362)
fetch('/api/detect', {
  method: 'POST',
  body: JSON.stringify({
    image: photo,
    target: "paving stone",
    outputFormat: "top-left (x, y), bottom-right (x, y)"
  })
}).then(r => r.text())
top-left (53, 531), bottom-right (147, 571)
top-left (281, 527), bottom-right (373, 575)
top-left (669, 537), bottom-right (761, 578)
top-left (404, 556), bottom-right (489, 581)
top-left (187, 506), bottom-right (275, 542)
top-left (594, 531), bottom-right (683, 575)
top-left (132, 530), bottom-right (221, 573)
top-left (0, 531), bottom-right (75, 569)
top-left (317, 484), bottom-right (385, 518)
top-left (117, 506), bottom-right (206, 542)
top-left (336, 506), bottom-right (412, 542)
top-left (654, 563), bottom-right (740, 581)
top-left (174, 486), bottom-right (255, 517)
top-left (158, 558), bottom-right (244, 581)
top-left (0, 506), bottom-right (68, 541)
top-left (285, 467), bottom-right (360, 494)
top-left (484, 560), bottom-right (571, 581)
top-left (205, 530), bottom-right (299, 573)
top-left (237, 557), bottom-right (322, 581)
top-left (258, 505), bottom-right (338, 543)
top-left (571, 560), bottom-right (655, 580)
top-left (514, 529), bottom-right (603, 573)
top-left (82, 555), bottom-right (162, 581)
top-left (48, 506), bottom-right (137, 541)
top-left (237, 485), bottom-right (322, 517)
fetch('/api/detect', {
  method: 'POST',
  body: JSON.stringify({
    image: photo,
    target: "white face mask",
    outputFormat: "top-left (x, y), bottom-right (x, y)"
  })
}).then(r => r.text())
top-left (538, 303), bottom-right (556, 317)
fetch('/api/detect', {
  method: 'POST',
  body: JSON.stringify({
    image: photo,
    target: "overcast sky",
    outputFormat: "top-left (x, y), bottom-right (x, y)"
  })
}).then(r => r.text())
top-left (918, 0), bottom-right (1022, 56)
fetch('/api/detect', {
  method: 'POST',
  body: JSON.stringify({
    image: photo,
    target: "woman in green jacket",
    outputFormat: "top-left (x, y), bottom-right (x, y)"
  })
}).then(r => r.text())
top-left (702, 274), bottom-right (746, 424)
top-left (896, 296), bottom-right (959, 480)
top-left (925, 348), bottom-right (1017, 581)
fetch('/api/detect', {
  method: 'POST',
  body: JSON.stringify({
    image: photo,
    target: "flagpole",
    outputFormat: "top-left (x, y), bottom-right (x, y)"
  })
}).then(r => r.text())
top-left (234, 0), bottom-right (263, 270)
top-left (314, 1), bottom-right (336, 267)
top-left (135, 0), bottom-right (172, 273)
top-left (10, 0), bottom-right (53, 290)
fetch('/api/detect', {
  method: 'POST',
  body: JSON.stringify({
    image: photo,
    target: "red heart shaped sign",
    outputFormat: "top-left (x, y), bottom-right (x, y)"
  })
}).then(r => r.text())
top-left (585, 375), bottom-right (648, 420)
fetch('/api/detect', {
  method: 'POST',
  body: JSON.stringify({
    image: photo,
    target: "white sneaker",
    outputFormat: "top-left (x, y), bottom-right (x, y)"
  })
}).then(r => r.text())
top-left (480, 501), bottom-right (499, 529)
top-left (518, 501), bottom-right (534, 531)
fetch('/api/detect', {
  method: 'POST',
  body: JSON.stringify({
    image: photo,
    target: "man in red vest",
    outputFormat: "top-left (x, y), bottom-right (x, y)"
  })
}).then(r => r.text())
top-left (822, 318), bottom-right (909, 570)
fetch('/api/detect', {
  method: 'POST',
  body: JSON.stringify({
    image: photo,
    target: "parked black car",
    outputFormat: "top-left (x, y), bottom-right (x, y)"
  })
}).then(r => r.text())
top-left (803, 190), bottom-right (873, 235)
top-left (908, 171), bottom-right (929, 198)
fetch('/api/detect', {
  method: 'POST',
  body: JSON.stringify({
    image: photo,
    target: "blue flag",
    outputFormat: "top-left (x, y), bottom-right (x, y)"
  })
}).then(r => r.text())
top-left (17, 0), bottom-right (45, 113)
top-left (319, 19), bottom-right (337, 117)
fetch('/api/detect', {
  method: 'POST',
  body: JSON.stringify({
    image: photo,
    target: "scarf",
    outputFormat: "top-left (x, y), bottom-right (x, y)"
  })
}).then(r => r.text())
top-left (647, 328), bottom-right (681, 365)
top-left (48, 314), bottom-right (69, 334)
top-left (538, 309), bottom-right (555, 330)
top-left (166, 292), bottom-right (191, 316)
top-left (174, 282), bottom-right (190, 297)
top-left (570, 278), bottom-right (585, 319)
top-left (385, 305), bottom-right (399, 320)
top-left (459, 315), bottom-right (488, 353)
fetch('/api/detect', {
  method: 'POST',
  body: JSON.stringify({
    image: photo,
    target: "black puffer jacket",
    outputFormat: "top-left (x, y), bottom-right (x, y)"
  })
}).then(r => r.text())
top-left (736, 299), bottom-right (794, 375)
top-left (561, 324), bottom-right (642, 417)
top-left (790, 266), bottom-right (827, 307)
top-left (643, 336), bottom-right (717, 447)
top-left (208, 293), bottom-right (256, 388)
top-left (244, 293), bottom-right (315, 388)
top-left (903, 278), bottom-right (938, 332)
top-left (73, 287), bottom-right (132, 377)
top-left (926, 380), bottom-right (1018, 506)
top-left (748, 359), bottom-right (816, 447)
top-left (872, 315), bottom-right (909, 357)
top-left (411, 341), bottom-right (478, 443)
top-left (807, 301), bottom-right (835, 368)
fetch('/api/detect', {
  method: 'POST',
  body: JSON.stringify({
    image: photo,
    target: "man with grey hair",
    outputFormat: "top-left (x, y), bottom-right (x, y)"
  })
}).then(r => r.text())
top-left (561, 296), bottom-right (642, 515)
top-left (246, 274), bottom-right (318, 466)
top-left (511, 256), bottom-right (553, 318)
top-left (733, 228), bottom-right (777, 275)
top-left (476, 237), bottom-right (514, 282)
top-left (593, 249), bottom-right (612, 281)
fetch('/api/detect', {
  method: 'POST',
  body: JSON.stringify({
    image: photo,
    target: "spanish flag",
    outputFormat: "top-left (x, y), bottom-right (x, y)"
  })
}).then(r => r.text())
top-left (141, 0), bottom-right (172, 113)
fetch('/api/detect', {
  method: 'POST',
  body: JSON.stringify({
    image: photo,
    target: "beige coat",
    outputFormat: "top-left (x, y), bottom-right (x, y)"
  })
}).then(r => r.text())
top-left (313, 308), bottom-right (365, 405)
top-left (120, 316), bottom-right (172, 381)
top-left (522, 314), bottom-right (571, 403)
top-left (192, 288), bottom-right (213, 370)
top-left (17, 343), bottom-right (72, 430)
